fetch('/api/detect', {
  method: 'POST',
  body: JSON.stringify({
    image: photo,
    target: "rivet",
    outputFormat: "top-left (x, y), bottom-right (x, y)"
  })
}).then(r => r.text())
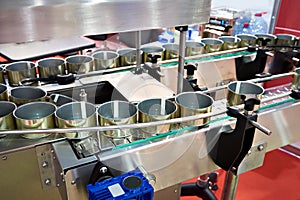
top-left (99, 167), bottom-right (108, 174)
top-left (257, 145), bottom-right (264, 151)
top-left (42, 161), bottom-right (48, 168)
top-left (45, 178), bottom-right (51, 185)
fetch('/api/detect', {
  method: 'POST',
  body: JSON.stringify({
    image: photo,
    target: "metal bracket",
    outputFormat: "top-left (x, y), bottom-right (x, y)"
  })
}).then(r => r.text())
top-left (36, 144), bottom-right (57, 190)
top-left (236, 142), bottom-right (267, 175)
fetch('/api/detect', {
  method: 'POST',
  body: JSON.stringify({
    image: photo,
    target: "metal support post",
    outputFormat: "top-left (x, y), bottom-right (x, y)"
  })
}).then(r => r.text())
top-left (221, 171), bottom-right (239, 200)
top-left (136, 30), bottom-right (142, 68)
top-left (176, 26), bottom-right (188, 94)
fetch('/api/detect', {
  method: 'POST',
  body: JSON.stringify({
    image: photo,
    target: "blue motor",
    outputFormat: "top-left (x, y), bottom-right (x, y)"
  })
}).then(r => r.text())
top-left (87, 170), bottom-right (154, 200)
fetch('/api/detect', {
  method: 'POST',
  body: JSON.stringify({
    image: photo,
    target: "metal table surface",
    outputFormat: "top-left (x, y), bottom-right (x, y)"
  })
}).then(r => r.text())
top-left (0, 36), bottom-right (95, 62)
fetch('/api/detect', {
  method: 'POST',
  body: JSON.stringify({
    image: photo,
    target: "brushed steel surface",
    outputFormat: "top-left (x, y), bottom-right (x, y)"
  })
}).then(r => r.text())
top-left (0, 50), bottom-right (300, 199)
top-left (0, 0), bottom-right (211, 43)
top-left (1, 91), bottom-right (300, 199)
top-left (0, 148), bottom-right (62, 200)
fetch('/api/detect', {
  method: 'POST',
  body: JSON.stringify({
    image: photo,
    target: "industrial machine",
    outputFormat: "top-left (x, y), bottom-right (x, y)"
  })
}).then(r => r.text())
top-left (0, 1), bottom-right (300, 200)
top-left (201, 8), bottom-right (238, 38)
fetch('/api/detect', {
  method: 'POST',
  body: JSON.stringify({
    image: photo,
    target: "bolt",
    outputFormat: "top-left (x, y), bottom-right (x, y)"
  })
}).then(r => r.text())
top-left (248, 150), bottom-right (252, 155)
top-left (57, 184), bottom-right (60, 187)
top-left (71, 180), bottom-right (76, 185)
top-left (99, 166), bottom-right (108, 174)
top-left (2, 156), bottom-right (7, 160)
top-left (45, 178), bottom-right (51, 185)
top-left (174, 189), bottom-right (177, 193)
top-left (42, 161), bottom-right (48, 168)
top-left (257, 145), bottom-right (264, 151)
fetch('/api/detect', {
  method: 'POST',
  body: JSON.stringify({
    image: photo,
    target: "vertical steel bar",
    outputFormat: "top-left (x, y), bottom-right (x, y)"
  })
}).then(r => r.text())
top-left (221, 171), bottom-right (240, 200)
top-left (269, 0), bottom-right (282, 33)
top-left (136, 30), bottom-right (141, 68)
top-left (177, 27), bottom-right (187, 94)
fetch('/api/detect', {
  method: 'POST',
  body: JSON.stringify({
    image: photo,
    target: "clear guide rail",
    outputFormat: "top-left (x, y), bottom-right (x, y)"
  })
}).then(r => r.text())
top-left (0, 92), bottom-right (295, 136)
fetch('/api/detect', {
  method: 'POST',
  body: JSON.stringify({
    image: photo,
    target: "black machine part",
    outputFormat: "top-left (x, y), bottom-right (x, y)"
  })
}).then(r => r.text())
top-left (181, 172), bottom-right (218, 200)
top-left (208, 97), bottom-right (271, 173)
top-left (142, 54), bottom-right (164, 81)
top-left (290, 89), bottom-right (300, 99)
top-left (235, 47), bottom-right (269, 81)
top-left (20, 73), bottom-right (76, 86)
top-left (268, 50), bottom-right (299, 75)
top-left (183, 63), bottom-right (208, 92)
top-left (88, 162), bottom-right (115, 184)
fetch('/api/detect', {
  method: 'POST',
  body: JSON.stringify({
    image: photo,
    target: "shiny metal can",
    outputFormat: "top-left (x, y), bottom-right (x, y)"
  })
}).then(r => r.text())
top-left (175, 92), bottom-right (213, 127)
top-left (236, 34), bottom-right (258, 47)
top-left (0, 83), bottom-right (8, 101)
top-left (10, 86), bottom-right (47, 106)
top-left (227, 81), bottom-right (264, 111)
top-left (98, 100), bottom-right (137, 138)
top-left (162, 43), bottom-right (179, 60)
top-left (185, 41), bottom-right (205, 56)
top-left (141, 46), bottom-right (164, 63)
top-left (65, 55), bottom-right (94, 74)
top-left (37, 57), bottom-right (66, 78)
top-left (0, 65), bottom-right (5, 84)
top-left (92, 51), bottom-right (119, 70)
top-left (5, 61), bottom-right (37, 86)
top-left (137, 98), bottom-right (177, 137)
top-left (0, 101), bottom-right (17, 138)
top-left (117, 48), bottom-right (143, 67)
top-left (201, 38), bottom-right (224, 53)
top-left (292, 67), bottom-right (300, 90)
top-left (55, 102), bottom-right (97, 139)
top-left (219, 36), bottom-right (241, 50)
top-left (14, 102), bottom-right (56, 139)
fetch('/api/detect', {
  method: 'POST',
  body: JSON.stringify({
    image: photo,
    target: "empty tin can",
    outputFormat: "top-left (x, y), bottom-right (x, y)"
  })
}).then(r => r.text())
top-left (185, 41), bottom-right (205, 56)
top-left (14, 102), bottom-right (56, 139)
top-left (219, 36), bottom-right (241, 50)
top-left (162, 43), bottom-right (179, 60)
top-left (0, 83), bottom-right (8, 101)
top-left (66, 55), bottom-right (94, 74)
top-left (141, 46), bottom-right (164, 63)
top-left (137, 98), bottom-right (177, 137)
top-left (201, 38), bottom-right (224, 53)
top-left (227, 81), bottom-right (264, 111)
top-left (175, 92), bottom-right (213, 126)
top-left (117, 48), bottom-right (142, 67)
top-left (37, 57), bottom-right (66, 78)
top-left (92, 51), bottom-right (119, 70)
top-left (55, 102), bottom-right (97, 139)
top-left (236, 34), bottom-right (258, 47)
top-left (98, 100), bottom-right (137, 138)
top-left (292, 67), bottom-right (300, 90)
top-left (0, 101), bottom-right (17, 138)
top-left (0, 65), bottom-right (5, 84)
top-left (10, 86), bottom-right (47, 106)
top-left (5, 61), bottom-right (37, 86)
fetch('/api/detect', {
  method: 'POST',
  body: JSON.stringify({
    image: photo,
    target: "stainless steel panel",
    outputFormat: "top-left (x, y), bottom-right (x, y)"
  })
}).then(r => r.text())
top-left (254, 102), bottom-right (300, 151)
top-left (0, 0), bottom-right (211, 43)
top-left (0, 148), bottom-right (62, 200)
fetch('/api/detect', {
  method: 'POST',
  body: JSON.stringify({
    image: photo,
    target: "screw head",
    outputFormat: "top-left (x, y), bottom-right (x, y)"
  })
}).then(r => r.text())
top-left (42, 161), bottom-right (48, 168)
top-left (257, 145), bottom-right (264, 151)
top-left (44, 178), bottom-right (51, 185)
top-left (99, 166), bottom-right (108, 174)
